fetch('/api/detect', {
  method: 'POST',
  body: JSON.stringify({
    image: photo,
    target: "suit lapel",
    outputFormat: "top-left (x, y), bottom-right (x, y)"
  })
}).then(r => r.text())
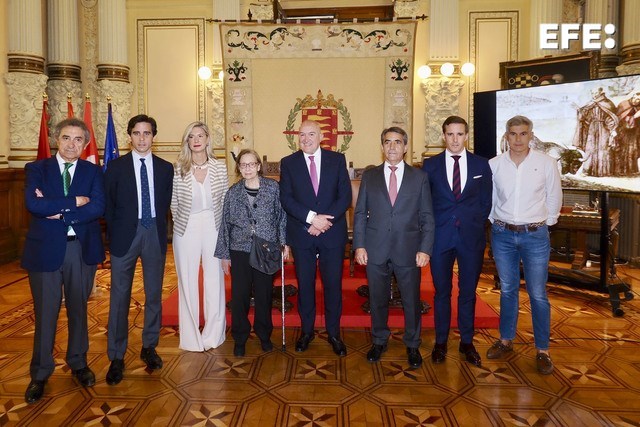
top-left (46, 157), bottom-right (65, 197)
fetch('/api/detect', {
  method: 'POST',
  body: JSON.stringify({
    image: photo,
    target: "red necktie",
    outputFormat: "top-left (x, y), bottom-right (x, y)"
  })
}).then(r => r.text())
top-left (452, 155), bottom-right (461, 200)
top-left (389, 165), bottom-right (398, 206)
top-left (309, 155), bottom-right (319, 195)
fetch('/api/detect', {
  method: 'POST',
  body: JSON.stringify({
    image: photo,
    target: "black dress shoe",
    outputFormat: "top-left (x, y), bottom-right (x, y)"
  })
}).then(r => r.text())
top-left (407, 347), bottom-right (423, 368)
top-left (366, 344), bottom-right (387, 362)
top-left (260, 340), bottom-right (274, 352)
top-left (234, 343), bottom-right (246, 357)
top-left (295, 333), bottom-right (314, 352)
top-left (459, 343), bottom-right (482, 366)
top-left (73, 366), bottom-right (96, 387)
top-left (106, 359), bottom-right (125, 385)
top-left (328, 336), bottom-right (347, 356)
top-left (140, 347), bottom-right (163, 370)
top-left (25, 380), bottom-right (45, 404)
top-left (431, 342), bottom-right (447, 364)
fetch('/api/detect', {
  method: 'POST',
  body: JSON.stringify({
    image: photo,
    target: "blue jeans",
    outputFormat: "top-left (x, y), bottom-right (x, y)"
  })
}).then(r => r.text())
top-left (491, 223), bottom-right (551, 350)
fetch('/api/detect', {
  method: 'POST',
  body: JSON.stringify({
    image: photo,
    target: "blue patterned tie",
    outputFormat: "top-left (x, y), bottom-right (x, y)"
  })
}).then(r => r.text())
top-left (140, 158), bottom-right (153, 228)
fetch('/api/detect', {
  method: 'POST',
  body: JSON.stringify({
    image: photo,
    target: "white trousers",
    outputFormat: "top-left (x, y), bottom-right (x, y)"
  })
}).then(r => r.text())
top-left (173, 210), bottom-right (226, 351)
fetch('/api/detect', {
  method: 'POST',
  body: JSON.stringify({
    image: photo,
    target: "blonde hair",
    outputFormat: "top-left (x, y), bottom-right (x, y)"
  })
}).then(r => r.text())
top-left (175, 121), bottom-right (215, 177)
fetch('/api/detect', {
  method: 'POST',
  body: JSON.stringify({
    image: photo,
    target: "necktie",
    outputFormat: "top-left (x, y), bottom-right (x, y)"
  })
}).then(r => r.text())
top-left (309, 155), bottom-right (319, 195)
top-left (62, 162), bottom-right (72, 196)
top-left (452, 155), bottom-right (461, 200)
top-left (389, 165), bottom-right (398, 206)
top-left (140, 158), bottom-right (153, 228)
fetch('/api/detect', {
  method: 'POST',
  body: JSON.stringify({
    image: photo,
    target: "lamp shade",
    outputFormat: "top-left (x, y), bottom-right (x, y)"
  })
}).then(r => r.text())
top-left (198, 66), bottom-right (212, 80)
top-left (417, 65), bottom-right (432, 79)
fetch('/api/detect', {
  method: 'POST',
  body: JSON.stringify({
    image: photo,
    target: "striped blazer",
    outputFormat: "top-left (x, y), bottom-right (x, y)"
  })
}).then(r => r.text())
top-left (170, 157), bottom-right (228, 236)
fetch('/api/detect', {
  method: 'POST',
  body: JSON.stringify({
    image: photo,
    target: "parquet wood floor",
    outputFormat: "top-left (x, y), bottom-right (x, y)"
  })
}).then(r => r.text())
top-left (0, 248), bottom-right (639, 426)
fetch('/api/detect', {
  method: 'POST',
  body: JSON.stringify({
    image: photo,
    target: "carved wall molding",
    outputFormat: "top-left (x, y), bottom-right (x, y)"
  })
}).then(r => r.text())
top-left (95, 80), bottom-right (134, 149)
top-left (7, 54), bottom-right (45, 74)
top-left (4, 72), bottom-right (48, 150)
top-left (468, 11), bottom-right (519, 148)
top-left (249, 2), bottom-right (274, 20)
top-left (394, 0), bottom-right (420, 19)
top-left (421, 76), bottom-right (464, 155)
top-left (206, 80), bottom-right (226, 150)
top-left (47, 80), bottom-right (83, 126)
top-left (616, 63), bottom-right (640, 75)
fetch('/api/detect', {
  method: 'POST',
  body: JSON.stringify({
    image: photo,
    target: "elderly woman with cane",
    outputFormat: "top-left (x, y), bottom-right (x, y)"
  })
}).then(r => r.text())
top-left (215, 149), bottom-right (289, 357)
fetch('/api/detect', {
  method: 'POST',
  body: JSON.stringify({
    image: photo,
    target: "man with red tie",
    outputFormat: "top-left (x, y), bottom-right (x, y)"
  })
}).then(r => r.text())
top-left (354, 127), bottom-right (434, 368)
top-left (280, 120), bottom-right (352, 356)
top-left (422, 116), bottom-right (492, 367)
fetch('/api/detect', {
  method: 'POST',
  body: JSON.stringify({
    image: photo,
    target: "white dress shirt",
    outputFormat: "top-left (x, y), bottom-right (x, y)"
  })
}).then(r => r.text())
top-left (489, 149), bottom-right (563, 226)
top-left (383, 160), bottom-right (405, 193)
top-left (132, 151), bottom-right (157, 219)
top-left (305, 147), bottom-right (322, 224)
top-left (445, 149), bottom-right (467, 192)
top-left (56, 153), bottom-right (78, 236)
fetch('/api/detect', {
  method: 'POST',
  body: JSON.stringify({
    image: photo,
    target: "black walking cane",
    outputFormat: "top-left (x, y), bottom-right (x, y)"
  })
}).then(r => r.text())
top-left (280, 247), bottom-right (286, 351)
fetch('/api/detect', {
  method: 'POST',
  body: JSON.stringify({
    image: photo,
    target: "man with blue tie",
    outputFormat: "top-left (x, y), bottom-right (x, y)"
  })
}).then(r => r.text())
top-left (422, 116), bottom-right (492, 366)
top-left (104, 115), bottom-right (173, 385)
top-left (22, 118), bottom-right (105, 403)
top-left (280, 120), bottom-right (352, 356)
top-left (354, 127), bottom-right (435, 368)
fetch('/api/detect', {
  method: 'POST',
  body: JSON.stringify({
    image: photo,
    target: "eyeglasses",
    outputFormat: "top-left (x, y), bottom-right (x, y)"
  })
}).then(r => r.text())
top-left (239, 162), bottom-right (259, 169)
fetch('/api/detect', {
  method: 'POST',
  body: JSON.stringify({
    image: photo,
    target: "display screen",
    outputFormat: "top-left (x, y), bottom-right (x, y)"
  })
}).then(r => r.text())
top-left (474, 74), bottom-right (640, 194)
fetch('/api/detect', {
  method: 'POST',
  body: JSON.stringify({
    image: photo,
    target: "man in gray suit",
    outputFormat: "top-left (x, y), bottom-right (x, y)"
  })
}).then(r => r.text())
top-left (353, 127), bottom-right (435, 368)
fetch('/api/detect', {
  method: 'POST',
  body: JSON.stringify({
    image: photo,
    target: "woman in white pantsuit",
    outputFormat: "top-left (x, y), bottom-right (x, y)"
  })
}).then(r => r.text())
top-left (171, 122), bottom-right (228, 351)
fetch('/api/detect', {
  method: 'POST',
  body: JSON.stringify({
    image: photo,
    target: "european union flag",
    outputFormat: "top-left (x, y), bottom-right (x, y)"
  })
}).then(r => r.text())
top-left (103, 103), bottom-right (119, 172)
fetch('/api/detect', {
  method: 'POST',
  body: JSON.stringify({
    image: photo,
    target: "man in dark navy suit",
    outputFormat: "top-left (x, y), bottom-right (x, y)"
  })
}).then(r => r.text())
top-left (354, 126), bottom-right (434, 369)
top-left (422, 116), bottom-right (492, 366)
top-left (280, 120), bottom-right (352, 356)
top-left (22, 118), bottom-right (105, 403)
top-left (104, 115), bottom-right (173, 385)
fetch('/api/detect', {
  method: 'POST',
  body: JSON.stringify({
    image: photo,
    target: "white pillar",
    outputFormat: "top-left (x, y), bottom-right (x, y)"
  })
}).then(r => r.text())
top-left (95, 0), bottom-right (132, 149)
top-left (5, 0), bottom-right (48, 166)
top-left (529, 0), bottom-right (563, 59)
top-left (585, 0), bottom-right (619, 77)
top-left (47, 0), bottom-right (82, 126)
top-left (617, 0), bottom-right (640, 75)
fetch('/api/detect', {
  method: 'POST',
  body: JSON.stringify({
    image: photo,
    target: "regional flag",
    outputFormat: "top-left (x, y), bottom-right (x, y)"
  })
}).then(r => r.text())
top-left (36, 95), bottom-right (51, 160)
top-left (81, 96), bottom-right (99, 164)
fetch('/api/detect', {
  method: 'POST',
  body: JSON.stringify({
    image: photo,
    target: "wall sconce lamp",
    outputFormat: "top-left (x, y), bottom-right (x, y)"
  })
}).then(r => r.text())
top-left (417, 62), bottom-right (475, 78)
top-left (198, 66), bottom-right (224, 81)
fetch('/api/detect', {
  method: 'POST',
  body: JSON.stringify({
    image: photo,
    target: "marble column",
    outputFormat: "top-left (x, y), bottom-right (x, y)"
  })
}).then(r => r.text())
top-left (420, 0), bottom-right (464, 156)
top-left (617, 0), bottom-right (640, 75)
top-left (5, 0), bottom-right (49, 167)
top-left (95, 0), bottom-right (133, 150)
top-left (586, 0), bottom-right (619, 77)
top-left (529, 0), bottom-right (563, 59)
top-left (47, 0), bottom-right (83, 126)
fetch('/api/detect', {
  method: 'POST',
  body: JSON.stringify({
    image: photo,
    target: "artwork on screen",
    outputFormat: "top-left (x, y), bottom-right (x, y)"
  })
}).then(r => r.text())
top-left (476, 74), bottom-right (640, 194)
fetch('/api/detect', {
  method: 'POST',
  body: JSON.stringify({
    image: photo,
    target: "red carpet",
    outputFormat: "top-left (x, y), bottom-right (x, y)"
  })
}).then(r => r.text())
top-left (161, 261), bottom-right (499, 329)
top-left (161, 261), bottom-right (499, 328)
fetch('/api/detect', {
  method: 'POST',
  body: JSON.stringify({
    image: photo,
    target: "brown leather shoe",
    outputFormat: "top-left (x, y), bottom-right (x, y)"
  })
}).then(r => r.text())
top-left (486, 340), bottom-right (513, 359)
top-left (536, 352), bottom-right (554, 375)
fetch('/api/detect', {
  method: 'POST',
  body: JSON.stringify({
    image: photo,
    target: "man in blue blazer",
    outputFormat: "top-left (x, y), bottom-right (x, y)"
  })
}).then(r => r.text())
top-left (22, 118), bottom-right (105, 403)
top-left (280, 120), bottom-right (352, 356)
top-left (104, 115), bottom-right (173, 385)
top-left (354, 127), bottom-right (435, 369)
top-left (422, 116), bottom-right (492, 366)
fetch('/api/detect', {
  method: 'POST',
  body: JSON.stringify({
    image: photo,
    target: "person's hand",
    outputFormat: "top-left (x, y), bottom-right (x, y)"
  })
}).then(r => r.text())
top-left (76, 196), bottom-right (90, 207)
top-left (311, 214), bottom-right (334, 232)
top-left (46, 213), bottom-right (61, 220)
top-left (308, 225), bottom-right (322, 236)
top-left (221, 259), bottom-right (231, 275)
top-left (35, 188), bottom-right (44, 197)
top-left (355, 248), bottom-right (368, 265)
top-left (283, 245), bottom-right (291, 260)
top-left (416, 252), bottom-right (430, 268)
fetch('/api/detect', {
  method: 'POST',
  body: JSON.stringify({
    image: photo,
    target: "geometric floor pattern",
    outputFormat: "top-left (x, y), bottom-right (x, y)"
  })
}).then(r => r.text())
top-left (0, 248), bottom-right (639, 426)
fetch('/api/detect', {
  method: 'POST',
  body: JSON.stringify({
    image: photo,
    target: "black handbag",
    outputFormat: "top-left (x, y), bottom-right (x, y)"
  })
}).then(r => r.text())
top-left (249, 234), bottom-right (281, 274)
